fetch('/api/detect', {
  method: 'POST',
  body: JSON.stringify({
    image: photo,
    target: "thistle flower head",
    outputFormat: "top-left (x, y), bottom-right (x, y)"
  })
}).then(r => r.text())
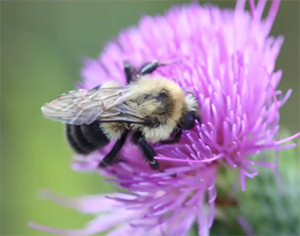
top-left (30, 1), bottom-right (300, 235)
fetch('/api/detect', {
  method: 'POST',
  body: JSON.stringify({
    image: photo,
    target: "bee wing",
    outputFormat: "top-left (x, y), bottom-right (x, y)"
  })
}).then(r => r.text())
top-left (98, 103), bottom-right (150, 124)
top-left (41, 86), bottom-right (138, 125)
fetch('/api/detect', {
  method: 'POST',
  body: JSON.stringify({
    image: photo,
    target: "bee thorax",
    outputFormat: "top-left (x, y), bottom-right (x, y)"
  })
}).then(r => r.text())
top-left (140, 123), bottom-right (176, 143)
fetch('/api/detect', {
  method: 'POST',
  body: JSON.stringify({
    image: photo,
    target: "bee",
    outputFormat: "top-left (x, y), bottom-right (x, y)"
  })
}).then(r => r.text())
top-left (41, 60), bottom-right (200, 170)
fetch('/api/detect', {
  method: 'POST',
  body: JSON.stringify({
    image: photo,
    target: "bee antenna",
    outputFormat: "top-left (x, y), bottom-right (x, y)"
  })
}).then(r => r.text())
top-left (158, 58), bottom-right (183, 66)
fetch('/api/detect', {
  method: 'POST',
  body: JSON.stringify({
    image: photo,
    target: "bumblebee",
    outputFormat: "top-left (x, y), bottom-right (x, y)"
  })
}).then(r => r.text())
top-left (41, 60), bottom-right (200, 170)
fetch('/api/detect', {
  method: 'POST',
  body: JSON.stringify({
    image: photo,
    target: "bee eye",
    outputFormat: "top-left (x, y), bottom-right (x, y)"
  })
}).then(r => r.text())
top-left (181, 112), bottom-right (195, 130)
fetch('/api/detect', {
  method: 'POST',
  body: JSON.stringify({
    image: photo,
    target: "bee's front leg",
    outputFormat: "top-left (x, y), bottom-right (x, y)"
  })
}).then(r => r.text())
top-left (132, 131), bottom-right (160, 170)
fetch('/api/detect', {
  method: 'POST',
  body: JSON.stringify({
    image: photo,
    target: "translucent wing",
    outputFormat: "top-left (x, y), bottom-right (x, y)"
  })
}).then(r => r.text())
top-left (41, 86), bottom-right (144, 125)
top-left (98, 103), bottom-right (151, 125)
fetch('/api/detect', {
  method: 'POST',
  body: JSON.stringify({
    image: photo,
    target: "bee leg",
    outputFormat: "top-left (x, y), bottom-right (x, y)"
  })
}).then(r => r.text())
top-left (160, 129), bottom-right (182, 144)
top-left (138, 59), bottom-right (181, 76)
top-left (139, 139), bottom-right (161, 170)
top-left (98, 133), bottom-right (127, 168)
top-left (132, 131), bottom-right (160, 170)
top-left (123, 61), bottom-right (137, 84)
top-left (91, 85), bottom-right (101, 90)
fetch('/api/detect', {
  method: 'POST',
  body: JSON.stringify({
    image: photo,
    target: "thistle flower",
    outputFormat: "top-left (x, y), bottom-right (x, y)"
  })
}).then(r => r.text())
top-left (30, 0), bottom-right (300, 235)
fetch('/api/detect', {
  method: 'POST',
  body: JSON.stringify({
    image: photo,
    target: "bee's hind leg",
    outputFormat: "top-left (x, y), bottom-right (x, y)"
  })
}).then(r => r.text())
top-left (132, 131), bottom-right (160, 171)
top-left (98, 133), bottom-right (128, 168)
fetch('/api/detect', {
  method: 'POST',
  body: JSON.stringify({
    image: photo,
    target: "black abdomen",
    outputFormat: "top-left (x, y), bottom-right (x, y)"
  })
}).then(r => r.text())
top-left (66, 121), bottom-right (109, 155)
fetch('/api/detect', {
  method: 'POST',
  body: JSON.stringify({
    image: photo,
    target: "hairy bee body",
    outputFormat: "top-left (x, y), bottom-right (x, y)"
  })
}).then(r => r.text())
top-left (66, 121), bottom-right (109, 155)
top-left (65, 81), bottom-right (117, 155)
top-left (66, 77), bottom-right (196, 154)
top-left (128, 77), bottom-right (186, 143)
top-left (41, 60), bottom-right (200, 170)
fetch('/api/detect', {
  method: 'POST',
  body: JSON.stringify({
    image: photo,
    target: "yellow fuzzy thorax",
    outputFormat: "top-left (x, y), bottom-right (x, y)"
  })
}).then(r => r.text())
top-left (130, 76), bottom-right (185, 143)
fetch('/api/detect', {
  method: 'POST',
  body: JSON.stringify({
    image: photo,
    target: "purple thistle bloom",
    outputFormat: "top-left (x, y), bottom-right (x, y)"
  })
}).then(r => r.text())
top-left (30, 0), bottom-right (300, 235)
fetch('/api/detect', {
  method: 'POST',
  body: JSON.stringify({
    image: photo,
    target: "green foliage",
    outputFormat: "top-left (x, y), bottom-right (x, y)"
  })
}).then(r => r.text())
top-left (211, 130), bottom-right (300, 235)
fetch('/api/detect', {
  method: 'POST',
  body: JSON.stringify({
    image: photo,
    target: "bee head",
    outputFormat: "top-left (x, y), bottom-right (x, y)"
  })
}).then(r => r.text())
top-left (180, 91), bottom-right (200, 130)
top-left (181, 111), bottom-right (196, 130)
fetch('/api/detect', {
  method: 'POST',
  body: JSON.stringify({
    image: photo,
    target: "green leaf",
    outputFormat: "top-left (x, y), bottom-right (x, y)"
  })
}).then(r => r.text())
top-left (210, 129), bottom-right (300, 235)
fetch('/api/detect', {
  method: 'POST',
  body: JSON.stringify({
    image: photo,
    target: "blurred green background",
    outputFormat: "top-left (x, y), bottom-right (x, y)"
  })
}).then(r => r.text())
top-left (1, 1), bottom-right (299, 235)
